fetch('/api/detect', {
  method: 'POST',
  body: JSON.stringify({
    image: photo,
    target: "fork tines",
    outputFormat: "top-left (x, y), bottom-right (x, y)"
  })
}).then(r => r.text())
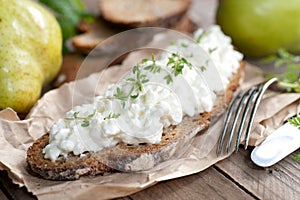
top-left (217, 78), bottom-right (278, 156)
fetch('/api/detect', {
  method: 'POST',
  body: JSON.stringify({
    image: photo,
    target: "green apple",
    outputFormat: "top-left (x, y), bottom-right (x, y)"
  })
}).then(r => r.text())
top-left (0, 0), bottom-right (62, 113)
top-left (216, 0), bottom-right (300, 57)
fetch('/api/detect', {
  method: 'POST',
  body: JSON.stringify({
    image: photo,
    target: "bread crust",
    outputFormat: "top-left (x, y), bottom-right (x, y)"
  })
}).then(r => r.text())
top-left (99, 0), bottom-right (191, 28)
top-left (71, 14), bottom-right (197, 55)
top-left (27, 62), bottom-right (245, 180)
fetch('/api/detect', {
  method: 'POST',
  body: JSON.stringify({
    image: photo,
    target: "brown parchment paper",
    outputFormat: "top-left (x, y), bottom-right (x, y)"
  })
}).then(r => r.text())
top-left (0, 50), bottom-right (300, 200)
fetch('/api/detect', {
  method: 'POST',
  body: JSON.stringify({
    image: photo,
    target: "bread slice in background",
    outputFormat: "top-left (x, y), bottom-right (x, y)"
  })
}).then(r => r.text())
top-left (71, 17), bottom-right (123, 54)
top-left (99, 0), bottom-right (191, 28)
top-left (27, 62), bottom-right (245, 181)
top-left (71, 0), bottom-right (196, 54)
top-left (72, 14), bottom-right (196, 54)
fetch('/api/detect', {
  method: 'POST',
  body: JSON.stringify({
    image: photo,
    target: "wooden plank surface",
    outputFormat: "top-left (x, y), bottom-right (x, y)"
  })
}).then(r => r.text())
top-left (1, 149), bottom-right (300, 199)
top-left (0, 171), bottom-right (36, 200)
top-left (0, 162), bottom-right (255, 200)
top-left (0, 189), bottom-right (8, 200)
top-left (129, 167), bottom-right (255, 200)
top-left (215, 147), bottom-right (300, 200)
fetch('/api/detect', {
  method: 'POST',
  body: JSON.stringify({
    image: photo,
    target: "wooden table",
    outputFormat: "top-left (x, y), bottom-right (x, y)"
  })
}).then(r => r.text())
top-left (1, 147), bottom-right (300, 199)
top-left (1, 0), bottom-right (300, 199)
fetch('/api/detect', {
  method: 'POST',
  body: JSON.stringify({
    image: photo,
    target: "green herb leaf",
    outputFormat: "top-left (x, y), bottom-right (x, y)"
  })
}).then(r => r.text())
top-left (126, 77), bottom-right (136, 82)
top-left (144, 61), bottom-right (162, 73)
top-left (288, 104), bottom-right (300, 162)
top-left (262, 48), bottom-right (300, 93)
top-left (195, 30), bottom-right (209, 44)
top-left (104, 113), bottom-right (121, 120)
top-left (164, 74), bottom-right (173, 84)
top-left (181, 43), bottom-right (188, 48)
top-left (208, 47), bottom-right (218, 54)
top-left (200, 66), bottom-right (206, 72)
top-left (73, 111), bottom-right (79, 119)
top-left (81, 120), bottom-right (90, 127)
top-left (142, 58), bottom-right (149, 63)
top-left (87, 110), bottom-right (96, 118)
top-left (133, 65), bottom-right (139, 74)
top-left (130, 93), bottom-right (139, 99)
top-left (114, 87), bottom-right (128, 101)
top-left (152, 54), bottom-right (156, 63)
top-left (294, 154), bottom-right (300, 162)
top-left (169, 41), bottom-right (176, 45)
top-left (288, 116), bottom-right (300, 130)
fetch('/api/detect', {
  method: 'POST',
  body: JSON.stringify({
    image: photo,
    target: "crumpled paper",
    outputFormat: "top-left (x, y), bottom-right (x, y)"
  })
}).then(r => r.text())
top-left (0, 50), bottom-right (299, 200)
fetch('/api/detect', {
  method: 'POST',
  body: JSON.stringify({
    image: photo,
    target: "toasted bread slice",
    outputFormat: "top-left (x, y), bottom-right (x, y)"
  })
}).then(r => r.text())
top-left (72, 14), bottom-right (197, 54)
top-left (99, 0), bottom-right (191, 28)
top-left (27, 62), bottom-right (245, 180)
top-left (72, 0), bottom-right (194, 54)
top-left (71, 17), bottom-right (122, 54)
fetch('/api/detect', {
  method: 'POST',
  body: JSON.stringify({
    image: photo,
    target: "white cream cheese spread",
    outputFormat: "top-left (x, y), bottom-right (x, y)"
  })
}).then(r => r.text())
top-left (194, 25), bottom-right (243, 87)
top-left (43, 25), bottom-right (243, 161)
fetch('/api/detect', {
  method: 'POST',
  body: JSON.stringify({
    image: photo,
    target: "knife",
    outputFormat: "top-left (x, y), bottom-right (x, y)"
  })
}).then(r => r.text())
top-left (251, 121), bottom-right (300, 167)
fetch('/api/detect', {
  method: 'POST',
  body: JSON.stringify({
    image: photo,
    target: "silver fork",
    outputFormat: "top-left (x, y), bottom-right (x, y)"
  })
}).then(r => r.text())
top-left (217, 77), bottom-right (278, 156)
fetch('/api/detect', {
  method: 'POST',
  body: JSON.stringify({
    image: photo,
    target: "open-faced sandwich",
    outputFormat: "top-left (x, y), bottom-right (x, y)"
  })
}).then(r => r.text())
top-left (27, 25), bottom-right (244, 180)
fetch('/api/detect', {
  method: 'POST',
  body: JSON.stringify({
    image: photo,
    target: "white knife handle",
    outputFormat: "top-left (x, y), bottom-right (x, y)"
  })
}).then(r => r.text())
top-left (251, 123), bottom-right (300, 167)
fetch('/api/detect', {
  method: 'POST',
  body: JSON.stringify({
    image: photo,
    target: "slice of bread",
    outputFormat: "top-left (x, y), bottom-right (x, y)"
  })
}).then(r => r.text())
top-left (72, 0), bottom-right (194, 54)
top-left (71, 14), bottom-right (197, 54)
top-left (99, 0), bottom-right (191, 28)
top-left (26, 62), bottom-right (245, 180)
top-left (71, 17), bottom-right (123, 54)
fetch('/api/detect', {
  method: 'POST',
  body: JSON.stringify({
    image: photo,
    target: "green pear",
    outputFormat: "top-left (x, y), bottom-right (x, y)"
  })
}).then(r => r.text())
top-left (0, 0), bottom-right (62, 113)
top-left (216, 0), bottom-right (300, 57)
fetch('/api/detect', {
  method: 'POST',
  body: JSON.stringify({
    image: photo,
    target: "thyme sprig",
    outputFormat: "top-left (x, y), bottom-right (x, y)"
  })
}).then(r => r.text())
top-left (65, 109), bottom-right (96, 127)
top-left (103, 113), bottom-right (121, 120)
top-left (195, 30), bottom-right (209, 44)
top-left (113, 53), bottom-right (193, 106)
top-left (113, 87), bottom-right (128, 102)
top-left (288, 103), bottom-right (300, 130)
top-left (167, 52), bottom-right (192, 76)
top-left (126, 64), bottom-right (149, 97)
top-left (290, 115), bottom-right (300, 162)
top-left (208, 47), bottom-right (218, 54)
top-left (143, 54), bottom-right (171, 83)
top-left (113, 64), bottom-right (149, 107)
top-left (294, 154), bottom-right (300, 162)
top-left (262, 48), bottom-right (300, 92)
top-left (288, 104), bottom-right (300, 161)
top-left (143, 54), bottom-right (163, 73)
top-left (146, 53), bottom-right (193, 84)
top-left (65, 110), bottom-right (120, 127)
top-left (288, 116), bottom-right (300, 130)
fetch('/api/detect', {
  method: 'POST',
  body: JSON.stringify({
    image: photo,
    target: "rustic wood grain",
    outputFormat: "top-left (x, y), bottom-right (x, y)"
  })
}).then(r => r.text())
top-left (215, 148), bottom-right (300, 200)
top-left (129, 167), bottom-right (255, 200)
top-left (0, 171), bottom-right (36, 200)
top-left (0, 189), bottom-right (8, 200)
top-left (2, 147), bottom-right (300, 200)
